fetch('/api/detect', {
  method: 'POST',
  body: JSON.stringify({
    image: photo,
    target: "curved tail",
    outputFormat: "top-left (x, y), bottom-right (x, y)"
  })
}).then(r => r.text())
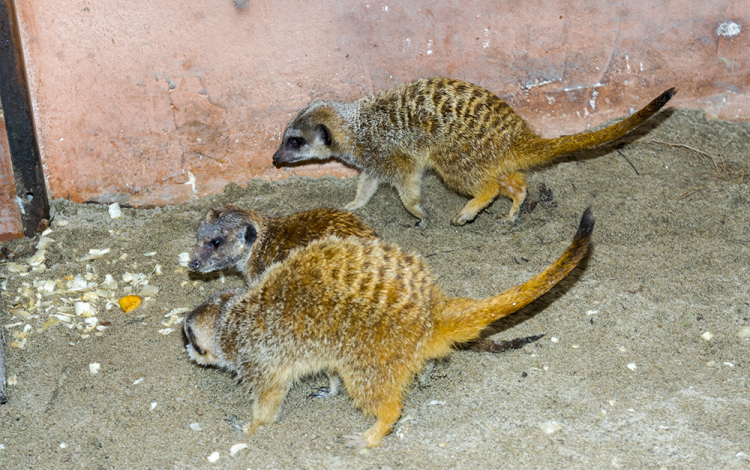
top-left (434, 208), bottom-right (595, 346)
top-left (524, 88), bottom-right (676, 166)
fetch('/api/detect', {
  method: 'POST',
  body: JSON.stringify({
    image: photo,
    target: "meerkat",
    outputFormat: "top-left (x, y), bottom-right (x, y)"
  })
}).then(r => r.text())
top-left (188, 204), bottom-right (542, 374)
top-left (183, 208), bottom-right (594, 449)
top-left (189, 205), bottom-right (378, 284)
top-left (273, 77), bottom-right (675, 225)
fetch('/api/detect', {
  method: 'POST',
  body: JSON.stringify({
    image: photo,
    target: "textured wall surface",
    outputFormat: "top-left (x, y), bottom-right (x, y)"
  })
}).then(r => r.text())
top-left (0, 111), bottom-right (23, 241)
top-left (12, 0), bottom-right (749, 206)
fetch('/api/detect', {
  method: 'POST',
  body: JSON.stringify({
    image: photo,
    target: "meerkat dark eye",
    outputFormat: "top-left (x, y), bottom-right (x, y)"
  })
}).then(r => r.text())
top-left (287, 137), bottom-right (304, 149)
top-left (208, 237), bottom-right (222, 249)
top-left (244, 224), bottom-right (257, 245)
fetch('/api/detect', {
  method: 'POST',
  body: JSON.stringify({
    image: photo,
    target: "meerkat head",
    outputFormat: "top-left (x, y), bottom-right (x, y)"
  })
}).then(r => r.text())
top-left (189, 205), bottom-right (260, 274)
top-left (273, 100), bottom-right (346, 166)
top-left (183, 294), bottom-right (225, 366)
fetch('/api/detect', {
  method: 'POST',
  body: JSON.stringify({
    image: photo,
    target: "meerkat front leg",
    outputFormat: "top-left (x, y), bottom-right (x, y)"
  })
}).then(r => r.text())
top-left (497, 172), bottom-right (528, 223)
top-left (451, 179), bottom-right (502, 226)
top-left (242, 382), bottom-right (291, 436)
top-left (345, 173), bottom-right (380, 211)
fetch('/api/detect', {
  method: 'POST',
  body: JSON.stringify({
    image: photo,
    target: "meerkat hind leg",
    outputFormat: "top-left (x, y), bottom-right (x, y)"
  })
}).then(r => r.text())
top-left (497, 172), bottom-right (528, 223)
top-left (395, 171), bottom-right (427, 224)
top-left (345, 173), bottom-right (379, 211)
top-left (343, 398), bottom-right (403, 449)
top-left (242, 382), bottom-right (291, 435)
top-left (451, 179), bottom-right (502, 226)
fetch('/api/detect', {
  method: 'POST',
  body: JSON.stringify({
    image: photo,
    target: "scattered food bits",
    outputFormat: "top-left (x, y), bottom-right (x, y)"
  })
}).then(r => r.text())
top-left (89, 363), bottom-right (101, 374)
top-left (190, 423), bottom-right (202, 431)
top-left (108, 203), bottom-right (122, 219)
top-left (723, 362), bottom-right (734, 368)
top-left (627, 363), bottom-right (637, 371)
top-left (133, 377), bottom-right (144, 385)
top-left (600, 409), bottom-right (607, 417)
top-left (60, 443), bottom-right (67, 449)
top-left (229, 443), bottom-right (248, 457)
top-left (154, 264), bottom-right (163, 275)
top-left (7, 375), bottom-right (17, 386)
top-left (150, 402), bottom-right (157, 410)
top-left (178, 252), bottom-right (190, 267)
top-left (143, 252), bottom-right (157, 257)
top-left (138, 285), bottom-right (159, 297)
top-left (75, 302), bottom-right (96, 317)
top-left (586, 310), bottom-right (599, 315)
top-left (79, 248), bottom-right (111, 261)
top-left (158, 328), bottom-right (176, 335)
top-left (118, 295), bottom-right (142, 314)
top-left (550, 337), bottom-right (559, 343)
top-left (538, 421), bottom-right (562, 435)
top-left (738, 327), bottom-right (750, 339)
top-left (207, 452), bottom-right (220, 463)
top-left (571, 344), bottom-right (580, 349)
top-left (701, 331), bottom-right (713, 341)
top-left (618, 346), bottom-right (627, 353)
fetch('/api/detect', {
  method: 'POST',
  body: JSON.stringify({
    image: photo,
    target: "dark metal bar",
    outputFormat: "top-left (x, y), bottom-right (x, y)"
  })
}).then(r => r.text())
top-left (0, 0), bottom-right (49, 236)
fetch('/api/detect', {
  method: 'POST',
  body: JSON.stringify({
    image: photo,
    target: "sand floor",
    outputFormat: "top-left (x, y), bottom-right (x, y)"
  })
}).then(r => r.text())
top-left (1, 109), bottom-right (749, 469)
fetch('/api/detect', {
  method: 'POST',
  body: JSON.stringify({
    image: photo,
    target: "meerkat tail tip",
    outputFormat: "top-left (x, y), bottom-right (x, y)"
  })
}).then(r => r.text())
top-left (574, 207), bottom-right (596, 243)
top-left (655, 87), bottom-right (677, 107)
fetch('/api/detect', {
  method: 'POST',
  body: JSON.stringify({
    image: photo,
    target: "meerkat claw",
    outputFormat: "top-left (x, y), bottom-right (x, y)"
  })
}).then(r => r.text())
top-left (307, 387), bottom-right (335, 399)
top-left (342, 433), bottom-right (368, 449)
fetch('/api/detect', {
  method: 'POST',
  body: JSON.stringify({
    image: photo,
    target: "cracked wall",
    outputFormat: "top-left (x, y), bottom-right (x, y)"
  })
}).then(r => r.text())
top-left (11, 0), bottom-right (749, 206)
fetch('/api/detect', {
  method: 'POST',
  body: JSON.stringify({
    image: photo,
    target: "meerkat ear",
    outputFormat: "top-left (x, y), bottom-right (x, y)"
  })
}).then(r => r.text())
top-left (203, 208), bottom-right (222, 222)
top-left (244, 223), bottom-right (257, 245)
top-left (315, 124), bottom-right (332, 146)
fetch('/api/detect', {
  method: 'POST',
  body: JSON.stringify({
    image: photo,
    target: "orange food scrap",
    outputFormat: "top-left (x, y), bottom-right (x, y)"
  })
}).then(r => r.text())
top-left (118, 295), bottom-right (142, 313)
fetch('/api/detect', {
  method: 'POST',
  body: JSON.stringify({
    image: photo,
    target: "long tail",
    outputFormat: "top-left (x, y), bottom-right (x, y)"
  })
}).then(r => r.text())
top-left (523, 88), bottom-right (676, 166)
top-left (434, 208), bottom-right (595, 345)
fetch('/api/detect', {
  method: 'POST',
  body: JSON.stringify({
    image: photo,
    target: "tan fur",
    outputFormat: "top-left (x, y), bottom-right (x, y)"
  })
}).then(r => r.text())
top-left (273, 77), bottom-right (675, 225)
top-left (183, 209), bottom-right (595, 449)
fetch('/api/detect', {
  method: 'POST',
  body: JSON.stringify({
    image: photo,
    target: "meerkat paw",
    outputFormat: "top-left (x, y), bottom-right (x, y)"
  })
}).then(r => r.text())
top-left (451, 212), bottom-right (477, 226)
top-left (342, 433), bottom-right (369, 450)
top-left (241, 422), bottom-right (257, 436)
top-left (344, 200), bottom-right (364, 211)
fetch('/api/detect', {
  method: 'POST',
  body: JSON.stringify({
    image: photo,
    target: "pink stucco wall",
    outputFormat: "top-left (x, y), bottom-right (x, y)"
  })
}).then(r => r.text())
top-left (12, 0), bottom-right (749, 206)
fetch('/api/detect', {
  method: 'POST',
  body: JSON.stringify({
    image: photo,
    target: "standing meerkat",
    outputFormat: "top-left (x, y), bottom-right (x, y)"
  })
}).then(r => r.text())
top-left (273, 77), bottom-right (675, 225)
top-left (188, 204), bottom-right (542, 366)
top-left (183, 208), bottom-right (595, 449)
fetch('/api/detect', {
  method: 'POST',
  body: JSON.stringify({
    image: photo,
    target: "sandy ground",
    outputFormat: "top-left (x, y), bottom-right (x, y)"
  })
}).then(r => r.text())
top-left (0, 109), bottom-right (749, 469)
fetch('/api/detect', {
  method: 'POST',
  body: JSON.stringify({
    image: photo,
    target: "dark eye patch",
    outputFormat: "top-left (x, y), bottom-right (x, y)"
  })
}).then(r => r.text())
top-left (208, 238), bottom-right (222, 249)
top-left (287, 137), bottom-right (304, 149)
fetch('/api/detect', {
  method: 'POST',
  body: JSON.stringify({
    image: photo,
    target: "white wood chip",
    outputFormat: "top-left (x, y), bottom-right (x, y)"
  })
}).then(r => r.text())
top-left (230, 443), bottom-right (248, 456)
top-left (701, 331), bottom-right (713, 341)
top-left (627, 363), bottom-right (637, 371)
top-left (108, 203), bottom-right (122, 219)
top-left (207, 452), bottom-right (219, 463)
top-left (539, 421), bottom-right (562, 434)
top-left (178, 252), bottom-right (190, 267)
top-left (89, 363), bottom-right (101, 374)
top-left (190, 423), bottom-right (202, 431)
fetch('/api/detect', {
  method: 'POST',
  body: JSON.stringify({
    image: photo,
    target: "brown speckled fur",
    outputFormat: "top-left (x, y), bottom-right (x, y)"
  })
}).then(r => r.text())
top-left (183, 209), bottom-right (594, 449)
top-left (273, 77), bottom-right (675, 225)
